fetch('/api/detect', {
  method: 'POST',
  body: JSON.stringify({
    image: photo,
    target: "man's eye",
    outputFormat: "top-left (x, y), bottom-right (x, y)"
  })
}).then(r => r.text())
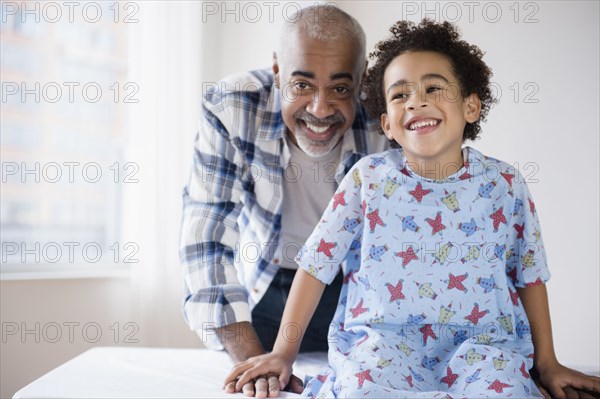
top-left (426, 86), bottom-right (442, 93)
top-left (294, 82), bottom-right (309, 90)
top-left (334, 86), bottom-right (349, 95)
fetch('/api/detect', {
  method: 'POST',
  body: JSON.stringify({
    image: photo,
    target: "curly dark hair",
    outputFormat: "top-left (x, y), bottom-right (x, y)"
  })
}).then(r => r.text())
top-left (363, 19), bottom-right (496, 144)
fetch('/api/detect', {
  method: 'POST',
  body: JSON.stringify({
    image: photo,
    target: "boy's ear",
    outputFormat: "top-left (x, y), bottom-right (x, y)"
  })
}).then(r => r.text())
top-left (381, 113), bottom-right (393, 140)
top-left (464, 93), bottom-right (481, 123)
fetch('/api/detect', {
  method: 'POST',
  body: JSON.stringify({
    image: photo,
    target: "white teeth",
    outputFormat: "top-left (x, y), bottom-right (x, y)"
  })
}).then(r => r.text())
top-left (306, 123), bottom-right (331, 134)
top-left (409, 119), bottom-right (439, 130)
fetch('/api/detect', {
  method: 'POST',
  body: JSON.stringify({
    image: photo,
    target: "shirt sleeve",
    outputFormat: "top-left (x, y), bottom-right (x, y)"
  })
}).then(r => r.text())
top-left (295, 161), bottom-right (367, 285)
top-left (505, 171), bottom-right (551, 288)
top-left (179, 94), bottom-right (251, 349)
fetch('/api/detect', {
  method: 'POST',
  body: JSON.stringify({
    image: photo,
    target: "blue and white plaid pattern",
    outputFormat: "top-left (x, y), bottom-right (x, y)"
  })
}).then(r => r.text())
top-left (179, 68), bottom-right (386, 348)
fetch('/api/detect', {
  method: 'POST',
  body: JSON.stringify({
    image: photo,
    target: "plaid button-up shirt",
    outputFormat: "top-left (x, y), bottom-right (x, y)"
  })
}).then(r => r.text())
top-left (179, 68), bottom-right (387, 348)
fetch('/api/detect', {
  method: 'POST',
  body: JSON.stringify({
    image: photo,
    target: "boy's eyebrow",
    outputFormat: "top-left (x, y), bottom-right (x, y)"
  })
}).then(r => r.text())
top-left (386, 74), bottom-right (450, 94)
top-left (291, 71), bottom-right (354, 81)
top-left (422, 73), bottom-right (449, 83)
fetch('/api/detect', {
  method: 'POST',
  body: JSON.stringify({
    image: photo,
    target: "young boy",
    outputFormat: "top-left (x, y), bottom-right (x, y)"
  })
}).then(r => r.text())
top-left (224, 20), bottom-right (600, 398)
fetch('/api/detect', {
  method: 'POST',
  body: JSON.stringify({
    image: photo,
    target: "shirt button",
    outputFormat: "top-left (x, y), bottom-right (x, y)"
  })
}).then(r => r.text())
top-left (273, 258), bottom-right (279, 264)
top-left (253, 288), bottom-right (259, 293)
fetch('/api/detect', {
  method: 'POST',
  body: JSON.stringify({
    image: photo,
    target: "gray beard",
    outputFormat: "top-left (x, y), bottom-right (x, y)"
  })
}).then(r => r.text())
top-left (293, 128), bottom-right (345, 158)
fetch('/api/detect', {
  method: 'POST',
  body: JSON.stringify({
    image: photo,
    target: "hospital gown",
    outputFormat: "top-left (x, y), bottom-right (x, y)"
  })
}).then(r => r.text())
top-left (295, 147), bottom-right (550, 398)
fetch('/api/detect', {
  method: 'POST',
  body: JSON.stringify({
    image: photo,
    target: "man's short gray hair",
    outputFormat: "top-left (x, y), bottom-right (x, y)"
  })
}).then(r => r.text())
top-left (277, 4), bottom-right (366, 65)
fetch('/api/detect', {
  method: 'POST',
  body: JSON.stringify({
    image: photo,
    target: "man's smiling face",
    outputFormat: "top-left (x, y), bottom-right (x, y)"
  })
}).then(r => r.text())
top-left (274, 32), bottom-right (364, 157)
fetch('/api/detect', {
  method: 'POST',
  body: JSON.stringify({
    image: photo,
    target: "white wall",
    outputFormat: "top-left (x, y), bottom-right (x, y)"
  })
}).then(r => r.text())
top-left (199, 0), bottom-right (599, 368)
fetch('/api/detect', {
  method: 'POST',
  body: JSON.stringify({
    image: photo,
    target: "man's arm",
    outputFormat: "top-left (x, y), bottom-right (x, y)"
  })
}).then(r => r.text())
top-left (216, 322), bottom-right (265, 363)
top-left (179, 95), bottom-right (251, 349)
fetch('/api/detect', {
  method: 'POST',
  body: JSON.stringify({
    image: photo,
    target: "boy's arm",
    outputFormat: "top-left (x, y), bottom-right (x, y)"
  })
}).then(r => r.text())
top-left (516, 284), bottom-right (558, 370)
top-left (273, 268), bottom-right (327, 357)
top-left (517, 284), bottom-right (600, 399)
top-left (224, 268), bottom-right (326, 393)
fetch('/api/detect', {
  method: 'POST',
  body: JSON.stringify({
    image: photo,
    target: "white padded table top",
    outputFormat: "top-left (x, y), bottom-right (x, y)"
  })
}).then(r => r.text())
top-left (13, 347), bottom-right (328, 398)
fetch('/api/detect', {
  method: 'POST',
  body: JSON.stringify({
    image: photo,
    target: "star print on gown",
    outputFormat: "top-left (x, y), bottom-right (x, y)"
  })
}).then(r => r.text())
top-left (426, 212), bottom-right (446, 235)
top-left (488, 379), bottom-right (513, 393)
top-left (350, 299), bottom-right (368, 318)
top-left (386, 280), bottom-right (405, 302)
top-left (316, 239), bottom-right (336, 259)
top-left (366, 208), bottom-right (386, 232)
top-left (409, 182), bottom-right (432, 203)
top-left (465, 303), bottom-right (489, 325)
top-left (395, 246), bottom-right (418, 267)
top-left (441, 367), bottom-right (458, 388)
top-left (355, 369), bottom-right (374, 389)
top-left (295, 147), bottom-right (550, 398)
top-left (489, 207), bottom-right (507, 232)
top-left (332, 191), bottom-right (347, 211)
top-left (446, 272), bottom-right (468, 292)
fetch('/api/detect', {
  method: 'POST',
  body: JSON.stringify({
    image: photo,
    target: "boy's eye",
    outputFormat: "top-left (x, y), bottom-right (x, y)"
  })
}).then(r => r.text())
top-left (426, 86), bottom-right (442, 93)
top-left (391, 93), bottom-right (408, 101)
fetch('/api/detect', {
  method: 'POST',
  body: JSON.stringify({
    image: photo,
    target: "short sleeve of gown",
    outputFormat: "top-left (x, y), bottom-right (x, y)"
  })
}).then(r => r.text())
top-left (505, 171), bottom-right (551, 287)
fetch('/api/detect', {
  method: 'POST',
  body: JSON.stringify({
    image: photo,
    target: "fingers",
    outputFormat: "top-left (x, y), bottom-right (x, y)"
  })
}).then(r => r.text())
top-left (254, 377), bottom-right (268, 399)
top-left (238, 364), bottom-right (283, 392)
top-left (230, 376), bottom-right (281, 398)
top-left (539, 385), bottom-right (552, 399)
top-left (578, 375), bottom-right (600, 393)
top-left (224, 380), bottom-right (237, 394)
top-left (285, 374), bottom-right (305, 394)
top-left (278, 369), bottom-right (291, 390)
top-left (564, 386), bottom-right (581, 399)
top-left (548, 381), bottom-right (568, 399)
top-left (242, 380), bottom-right (256, 397)
top-left (563, 369), bottom-right (600, 394)
top-left (267, 375), bottom-right (281, 398)
top-left (224, 362), bottom-right (250, 389)
top-left (578, 391), bottom-right (600, 399)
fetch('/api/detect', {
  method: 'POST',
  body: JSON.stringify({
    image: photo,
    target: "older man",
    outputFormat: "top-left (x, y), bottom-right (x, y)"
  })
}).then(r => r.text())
top-left (179, 4), bottom-right (385, 397)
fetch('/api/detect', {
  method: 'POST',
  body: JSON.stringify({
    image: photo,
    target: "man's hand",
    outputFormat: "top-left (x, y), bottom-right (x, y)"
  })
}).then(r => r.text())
top-left (217, 322), bottom-right (303, 397)
top-left (223, 371), bottom-right (304, 398)
top-left (223, 352), bottom-right (300, 398)
top-left (532, 364), bottom-right (600, 399)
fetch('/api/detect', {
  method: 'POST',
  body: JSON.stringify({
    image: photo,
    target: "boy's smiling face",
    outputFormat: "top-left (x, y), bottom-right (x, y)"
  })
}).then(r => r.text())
top-left (381, 51), bottom-right (481, 176)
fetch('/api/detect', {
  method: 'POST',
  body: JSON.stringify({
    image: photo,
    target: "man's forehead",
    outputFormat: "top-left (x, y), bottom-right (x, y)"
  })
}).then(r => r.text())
top-left (278, 37), bottom-right (364, 80)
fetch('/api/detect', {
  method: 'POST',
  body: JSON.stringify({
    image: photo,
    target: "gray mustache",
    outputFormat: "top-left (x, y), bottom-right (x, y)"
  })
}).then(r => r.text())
top-left (296, 111), bottom-right (345, 126)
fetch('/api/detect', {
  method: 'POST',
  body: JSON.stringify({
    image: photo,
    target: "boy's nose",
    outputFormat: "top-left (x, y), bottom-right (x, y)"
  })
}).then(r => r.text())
top-left (407, 95), bottom-right (428, 110)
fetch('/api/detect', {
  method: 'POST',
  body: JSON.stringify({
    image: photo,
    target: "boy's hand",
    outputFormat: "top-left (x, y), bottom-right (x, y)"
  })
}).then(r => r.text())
top-left (533, 363), bottom-right (600, 399)
top-left (223, 352), bottom-right (300, 397)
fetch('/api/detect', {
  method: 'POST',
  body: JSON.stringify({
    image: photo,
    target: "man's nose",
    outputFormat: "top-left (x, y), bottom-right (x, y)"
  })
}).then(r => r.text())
top-left (306, 90), bottom-right (335, 119)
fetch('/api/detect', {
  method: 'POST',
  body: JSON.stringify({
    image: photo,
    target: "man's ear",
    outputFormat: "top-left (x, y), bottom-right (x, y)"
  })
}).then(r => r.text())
top-left (381, 113), bottom-right (392, 140)
top-left (464, 93), bottom-right (481, 123)
top-left (272, 52), bottom-right (280, 88)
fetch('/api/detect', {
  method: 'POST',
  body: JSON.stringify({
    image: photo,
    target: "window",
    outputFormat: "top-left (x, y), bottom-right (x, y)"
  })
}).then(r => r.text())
top-left (1, 1), bottom-right (136, 277)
